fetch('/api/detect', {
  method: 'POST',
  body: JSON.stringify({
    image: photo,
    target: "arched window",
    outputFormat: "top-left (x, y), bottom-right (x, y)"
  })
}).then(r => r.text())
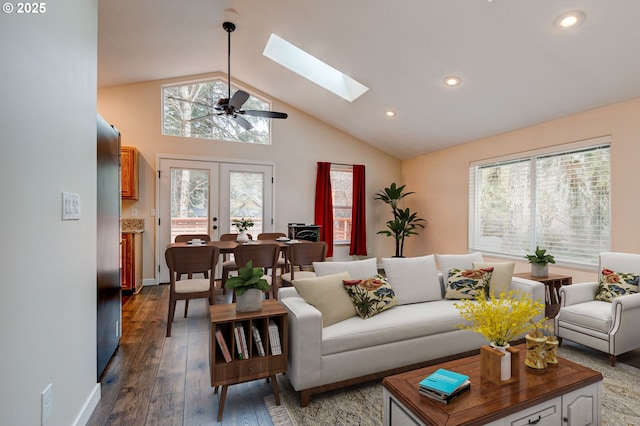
top-left (162, 78), bottom-right (271, 144)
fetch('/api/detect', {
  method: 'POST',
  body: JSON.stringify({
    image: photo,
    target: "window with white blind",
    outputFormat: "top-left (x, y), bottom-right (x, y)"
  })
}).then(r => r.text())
top-left (469, 137), bottom-right (610, 267)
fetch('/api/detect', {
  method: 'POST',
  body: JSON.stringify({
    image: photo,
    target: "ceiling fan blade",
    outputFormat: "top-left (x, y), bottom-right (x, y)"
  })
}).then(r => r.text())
top-left (228, 90), bottom-right (250, 110)
top-left (241, 110), bottom-right (288, 119)
top-left (186, 113), bottom-right (219, 122)
top-left (232, 115), bottom-right (253, 130)
top-left (167, 96), bottom-right (213, 109)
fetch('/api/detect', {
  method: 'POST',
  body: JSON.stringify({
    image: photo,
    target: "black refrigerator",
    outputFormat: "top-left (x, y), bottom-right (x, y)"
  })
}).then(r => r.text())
top-left (96, 113), bottom-right (121, 378)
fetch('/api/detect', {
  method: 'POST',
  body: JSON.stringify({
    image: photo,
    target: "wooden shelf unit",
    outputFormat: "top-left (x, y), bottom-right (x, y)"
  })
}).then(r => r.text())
top-left (120, 146), bottom-right (139, 200)
top-left (209, 300), bottom-right (288, 421)
top-left (121, 232), bottom-right (142, 293)
top-left (514, 272), bottom-right (572, 318)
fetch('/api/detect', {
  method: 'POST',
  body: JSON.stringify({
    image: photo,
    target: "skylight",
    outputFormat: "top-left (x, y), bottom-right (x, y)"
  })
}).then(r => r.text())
top-left (263, 34), bottom-right (369, 102)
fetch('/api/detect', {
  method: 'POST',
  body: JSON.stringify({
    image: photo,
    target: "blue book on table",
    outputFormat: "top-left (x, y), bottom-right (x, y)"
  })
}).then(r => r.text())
top-left (419, 368), bottom-right (469, 396)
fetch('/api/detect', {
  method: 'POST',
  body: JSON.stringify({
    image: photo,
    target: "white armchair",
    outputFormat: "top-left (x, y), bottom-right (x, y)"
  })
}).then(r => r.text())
top-left (555, 252), bottom-right (640, 366)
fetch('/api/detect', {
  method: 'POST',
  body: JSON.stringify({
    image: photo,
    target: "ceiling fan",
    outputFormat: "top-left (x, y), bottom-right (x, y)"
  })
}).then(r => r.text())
top-left (169, 21), bottom-right (287, 131)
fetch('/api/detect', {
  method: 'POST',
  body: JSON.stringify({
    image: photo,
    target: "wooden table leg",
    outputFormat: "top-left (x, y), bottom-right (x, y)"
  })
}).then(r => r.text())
top-left (217, 385), bottom-right (228, 422)
top-left (270, 375), bottom-right (281, 405)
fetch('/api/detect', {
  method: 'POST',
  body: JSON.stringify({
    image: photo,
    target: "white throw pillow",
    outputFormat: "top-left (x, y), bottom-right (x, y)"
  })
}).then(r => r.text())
top-left (293, 272), bottom-right (356, 327)
top-left (313, 257), bottom-right (378, 280)
top-left (473, 262), bottom-right (515, 297)
top-left (382, 255), bottom-right (441, 304)
top-left (436, 252), bottom-right (484, 277)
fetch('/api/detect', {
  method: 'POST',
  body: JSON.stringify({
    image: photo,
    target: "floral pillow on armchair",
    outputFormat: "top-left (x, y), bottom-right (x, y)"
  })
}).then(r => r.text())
top-left (595, 268), bottom-right (640, 302)
top-left (343, 275), bottom-right (397, 319)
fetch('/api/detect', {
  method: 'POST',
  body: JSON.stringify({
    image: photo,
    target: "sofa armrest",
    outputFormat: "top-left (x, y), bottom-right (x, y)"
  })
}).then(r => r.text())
top-left (277, 289), bottom-right (323, 391)
top-left (610, 292), bottom-right (640, 354)
top-left (510, 276), bottom-right (546, 322)
top-left (558, 282), bottom-right (599, 307)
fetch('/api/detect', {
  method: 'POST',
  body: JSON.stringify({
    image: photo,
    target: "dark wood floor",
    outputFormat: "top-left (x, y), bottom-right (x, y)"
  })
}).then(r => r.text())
top-left (87, 285), bottom-right (282, 425)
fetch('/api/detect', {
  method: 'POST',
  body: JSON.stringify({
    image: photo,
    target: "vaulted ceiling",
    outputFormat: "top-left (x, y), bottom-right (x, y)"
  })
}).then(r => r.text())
top-left (98, 0), bottom-right (640, 159)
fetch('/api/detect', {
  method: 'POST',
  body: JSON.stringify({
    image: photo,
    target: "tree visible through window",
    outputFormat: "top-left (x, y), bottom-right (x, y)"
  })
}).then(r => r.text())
top-left (330, 166), bottom-right (353, 243)
top-left (469, 139), bottom-right (610, 266)
top-left (162, 78), bottom-right (271, 144)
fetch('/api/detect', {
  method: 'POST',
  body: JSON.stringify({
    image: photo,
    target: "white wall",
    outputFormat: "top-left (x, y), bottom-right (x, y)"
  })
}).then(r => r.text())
top-left (0, 2), bottom-right (100, 425)
top-left (98, 73), bottom-right (403, 280)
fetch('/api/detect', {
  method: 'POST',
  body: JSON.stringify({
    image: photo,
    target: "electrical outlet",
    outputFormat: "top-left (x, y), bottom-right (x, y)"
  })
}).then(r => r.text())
top-left (131, 208), bottom-right (138, 217)
top-left (41, 383), bottom-right (53, 424)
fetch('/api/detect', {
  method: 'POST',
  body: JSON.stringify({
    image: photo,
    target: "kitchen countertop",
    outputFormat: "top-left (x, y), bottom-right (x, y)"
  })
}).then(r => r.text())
top-left (121, 218), bottom-right (145, 233)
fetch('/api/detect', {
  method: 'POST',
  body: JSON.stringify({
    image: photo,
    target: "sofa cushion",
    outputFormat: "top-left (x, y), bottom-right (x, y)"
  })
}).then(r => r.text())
top-left (321, 300), bottom-right (473, 355)
top-left (595, 268), bottom-right (640, 302)
top-left (382, 255), bottom-right (441, 304)
top-left (445, 268), bottom-right (493, 300)
top-left (473, 262), bottom-right (515, 296)
top-left (557, 300), bottom-right (613, 333)
top-left (293, 272), bottom-right (356, 327)
top-left (313, 257), bottom-right (378, 280)
top-left (343, 275), bottom-right (397, 319)
top-left (436, 252), bottom-right (484, 277)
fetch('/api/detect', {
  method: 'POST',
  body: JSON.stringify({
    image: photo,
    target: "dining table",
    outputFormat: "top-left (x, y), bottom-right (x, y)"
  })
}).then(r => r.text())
top-left (166, 237), bottom-right (310, 254)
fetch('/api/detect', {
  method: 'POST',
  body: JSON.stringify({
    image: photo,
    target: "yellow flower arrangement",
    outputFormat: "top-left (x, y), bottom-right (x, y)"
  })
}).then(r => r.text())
top-left (455, 290), bottom-right (546, 347)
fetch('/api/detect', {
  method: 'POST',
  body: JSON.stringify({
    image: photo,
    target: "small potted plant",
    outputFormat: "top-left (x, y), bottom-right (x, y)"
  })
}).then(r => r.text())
top-left (232, 217), bottom-right (254, 242)
top-left (525, 246), bottom-right (556, 277)
top-left (224, 260), bottom-right (270, 312)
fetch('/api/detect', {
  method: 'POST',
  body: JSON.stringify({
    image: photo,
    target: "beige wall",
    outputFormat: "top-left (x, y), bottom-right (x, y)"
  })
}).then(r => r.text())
top-left (98, 73), bottom-right (402, 281)
top-left (402, 96), bottom-right (640, 283)
top-left (1, 1), bottom-right (100, 424)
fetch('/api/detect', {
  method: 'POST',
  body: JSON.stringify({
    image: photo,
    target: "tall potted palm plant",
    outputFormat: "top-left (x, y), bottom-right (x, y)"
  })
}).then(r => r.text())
top-left (375, 183), bottom-right (426, 257)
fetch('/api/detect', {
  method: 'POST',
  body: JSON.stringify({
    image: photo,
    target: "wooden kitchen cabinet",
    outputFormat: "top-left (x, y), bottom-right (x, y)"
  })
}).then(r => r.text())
top-left (121, 146), bottom-right (139, 200)
top-left (121, 232), bottom-right (143, 293)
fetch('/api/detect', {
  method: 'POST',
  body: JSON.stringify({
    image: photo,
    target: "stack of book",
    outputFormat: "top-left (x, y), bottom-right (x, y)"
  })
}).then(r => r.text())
top-left (418, 368), bottom-right (470, 404)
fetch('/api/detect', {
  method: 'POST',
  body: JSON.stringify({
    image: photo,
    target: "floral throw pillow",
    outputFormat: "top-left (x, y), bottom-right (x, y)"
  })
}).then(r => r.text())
top-left (445, 267), bottom-right (494, 300)
top-left (342, 275), bottom-right (398, 319)
top-left (595, 268), bottom-right (640, 302)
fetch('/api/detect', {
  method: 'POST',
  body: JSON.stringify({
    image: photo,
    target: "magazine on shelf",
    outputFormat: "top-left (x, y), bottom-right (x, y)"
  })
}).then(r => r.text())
top-left (233, 324), bottom-right (244, 359)
top-left (215, 326), bottom-right (232, 363)
top-left (419, 380), bottom-right (471, 404)
top-left (252, 324), bottom-right (266, 356)
top-left (268, 320), bottom-right (282, 355)
top-left (419, 368), bottom-right (470, 397)
top-left (238, 324), bottom-right (249, 359)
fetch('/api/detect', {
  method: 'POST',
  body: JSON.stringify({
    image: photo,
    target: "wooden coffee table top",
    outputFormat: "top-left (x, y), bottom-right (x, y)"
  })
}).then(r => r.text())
top-left (382, 344), bottom-right (602, 426)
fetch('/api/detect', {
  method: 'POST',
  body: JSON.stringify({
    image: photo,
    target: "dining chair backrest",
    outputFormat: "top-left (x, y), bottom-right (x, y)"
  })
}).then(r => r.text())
top-left (289, 241), bottom-right (328, 268)
top-left (233, 243), bottom-right (280, 298)
top-left (257, 232), bottom-right (286, 240)
top-left (174, 234), bottom-right (211, 243)
top-left (165, 245), bottom-right (219, 283)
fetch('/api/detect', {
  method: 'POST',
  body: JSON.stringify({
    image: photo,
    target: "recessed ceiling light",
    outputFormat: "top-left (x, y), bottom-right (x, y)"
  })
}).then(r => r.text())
top-left (443, 76), bottom-right (462, 87)
top-left (554, 10), bottom-right (586, 30)
top-left (385, 110), bottom-right (396, 118)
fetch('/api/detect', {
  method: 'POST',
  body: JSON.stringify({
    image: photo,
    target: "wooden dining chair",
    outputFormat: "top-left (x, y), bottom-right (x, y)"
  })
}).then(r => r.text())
top-left (281, 241), bottom-right (327, 287)
top-left (164, 245), bottom-right (220, 337)
top-left (232, 243), bottom-right (280, 300)
top-left (174, 234), bottom-right (211, 242)
top-left (257, 232), bottom-right (288, 275)
top-left (220, 233), bottom-right (253, 288)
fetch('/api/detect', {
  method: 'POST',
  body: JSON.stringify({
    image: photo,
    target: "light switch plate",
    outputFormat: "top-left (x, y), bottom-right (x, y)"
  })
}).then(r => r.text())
top-left (62, 192), bottom-right (81, 220)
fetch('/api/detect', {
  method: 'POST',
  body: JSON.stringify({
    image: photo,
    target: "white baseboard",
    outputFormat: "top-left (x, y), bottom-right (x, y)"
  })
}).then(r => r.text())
top-left (73, 383), bottom-right (100, 426)
top-left (143, 278), bottom-right (158, 286)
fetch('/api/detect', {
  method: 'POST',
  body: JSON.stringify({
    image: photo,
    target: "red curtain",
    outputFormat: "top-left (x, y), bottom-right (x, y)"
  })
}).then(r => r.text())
top-left (314, 162), bottom-right (334, 257)
top-left (349, 165), bottom-right (367, 256)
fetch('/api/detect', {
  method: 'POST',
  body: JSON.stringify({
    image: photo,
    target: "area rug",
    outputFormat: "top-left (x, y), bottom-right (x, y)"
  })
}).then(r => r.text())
top-left (265, 343), bottom-right (640, 425)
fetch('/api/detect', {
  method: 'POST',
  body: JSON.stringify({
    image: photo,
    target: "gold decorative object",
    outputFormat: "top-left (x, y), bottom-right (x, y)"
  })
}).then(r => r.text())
top-left (525, 332), bottom-right (548, 370)
top-left (545, 336), bottom-right (559, 366)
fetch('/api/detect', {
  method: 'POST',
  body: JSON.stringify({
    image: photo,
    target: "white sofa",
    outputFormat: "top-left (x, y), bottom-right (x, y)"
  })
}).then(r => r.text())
top-left (278, 254), bottom-right (545, 406)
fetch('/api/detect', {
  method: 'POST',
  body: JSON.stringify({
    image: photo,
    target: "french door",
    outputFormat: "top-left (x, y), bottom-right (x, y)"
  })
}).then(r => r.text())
top-left (157, 157), bottom-right (273, 283)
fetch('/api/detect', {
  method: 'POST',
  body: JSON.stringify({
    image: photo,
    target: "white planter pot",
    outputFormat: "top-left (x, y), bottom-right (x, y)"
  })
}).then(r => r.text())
top-left (236, 288), bottom-right (262, 312)
top-left (490, 342), bottom-right (512, 381)
top-left (236, 231), bottom-right (249, 242)
top-left (531, 263), bottom-right (548, 278)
